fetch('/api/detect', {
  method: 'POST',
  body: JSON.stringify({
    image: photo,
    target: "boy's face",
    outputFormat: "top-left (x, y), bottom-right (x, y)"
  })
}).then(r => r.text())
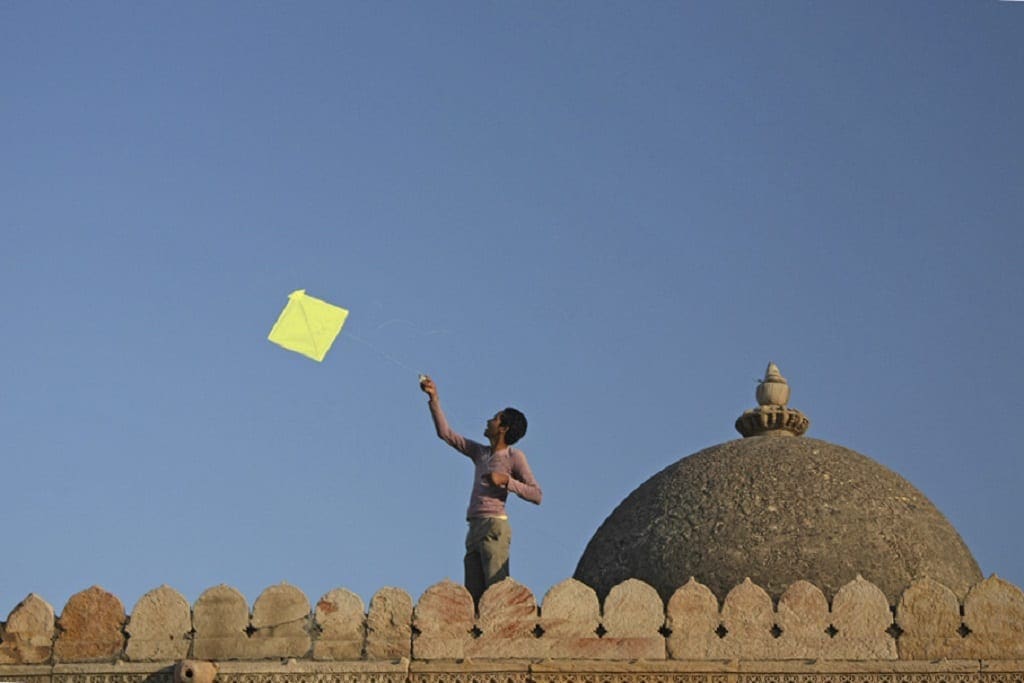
top-left (484, 411), bottom-right (507, 441)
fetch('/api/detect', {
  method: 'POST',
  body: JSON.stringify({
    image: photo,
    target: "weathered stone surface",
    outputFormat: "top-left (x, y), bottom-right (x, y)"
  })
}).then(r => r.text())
top-left (53, 586), bottom-right (126, 663)
top-left (828, 575), bottom-right (896, 659)
top-left (5, 657), bottom-right (1015, 683)
top-left (412, 580), bottom-right (474, 660)
top-left (981, 660), bottom-right (1024, 676)
top-left (710, 578), bottom-right (776, 659)
top-left (192, 584), bottom-right (250, 660)
top-left (251, 582), bottom-right (310, 628)
top-left (365, 587), bottom-right (412, 660)
top-left (466, 579), bottom-right (540, 659)
top-left (602, 579), bottom-right (663, 637)
top-left (532, 659), bottom-right (734, 679)
top-left (216, 658), bottom-right (411, 681)
top-left (8, 574), bottom-right (1024, 667)
top-left (666, 578), bottom-right (719, 660)
top-left (776, 580), bottom-right (830, 659)
top-left (595, 578), bottom-right (666, 659)
top-left (248, 583), bottom-right (311, 659)
top-left (125, 585), bottom-right (191, 661)
top-left (960, 575), bottom-right (1024, 659)
top-left (38, 659), bottom-right (411, 683)
top-left (0, 663), bottom-right (52, 683)
top-left (540, 579), bottom-right (600, 638)
top-left (313, 588), bottom-right (365, 661)
top-left (529, 579), bottom-right (604, 660)
top-left (477, 579), bottom-right (537, 638)
top-left (0, 594), bottom-right (55, 664)
top-left (895, 577), bottom-right (962, 659)
top-left (410, 658), bottom-right (529, 683)
top-left (574, 436), bottom-right (983, 604)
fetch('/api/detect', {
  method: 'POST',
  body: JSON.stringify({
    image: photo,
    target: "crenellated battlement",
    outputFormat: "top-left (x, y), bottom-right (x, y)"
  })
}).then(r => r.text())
top-left (2, 574), bottom-right (1023, 667)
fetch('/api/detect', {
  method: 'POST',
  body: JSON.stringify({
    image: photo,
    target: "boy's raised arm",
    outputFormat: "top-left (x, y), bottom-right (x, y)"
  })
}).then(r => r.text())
top-left (420, 375), bottom-right (479, 458)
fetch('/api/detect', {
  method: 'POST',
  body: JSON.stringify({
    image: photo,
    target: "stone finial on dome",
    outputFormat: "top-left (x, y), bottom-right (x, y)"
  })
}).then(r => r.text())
top-left (735, 363), bottom-right (810, 437)
top-left (756, 362), bottom-right (790, 406)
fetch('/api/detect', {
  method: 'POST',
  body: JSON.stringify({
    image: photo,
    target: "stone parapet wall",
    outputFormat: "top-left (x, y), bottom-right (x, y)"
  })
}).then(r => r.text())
top-left (1, 575), bottom-right (1022, 665)
top-left (1, 659), bottom-right (1024, 683)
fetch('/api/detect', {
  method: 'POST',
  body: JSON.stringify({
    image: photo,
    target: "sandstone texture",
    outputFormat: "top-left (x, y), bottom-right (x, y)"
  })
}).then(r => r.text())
top-left (828, 575), bottom-right (897, 659)
top-left (896, 576), bottom-right (963, 659)
top-left (535, 579), bottom-right (605, 659)
top-left (192, 584), bottom-right (250, 660)
top-left (0, 575), bottom-right (1020, 665)
top-left (775, 580), bottom-right (830, 658)
top-left (412, 580), bottom-right (474, 660)
top-left (365, 587), bottom-right (413, 660)
top-left (1, 658), bottom-right (1015, 683)
top-left (713, 578), bottom-right (776, 659)
top-left (598, 578), bottom-right (666, 659)
top-left (0, 594), bottom-right (55, 664)
top-left (314, 588), bottom-right (366, 660)
top-left (466, 579), bottom-right (540, 658)
top-left (666, 579), bottom-right (720, 659)
top-left (53, 586), bottom-right (126, 662)
top-left (125, 585), bottom-right (191, 661)
top-left (960, 575), bottom-right (1024, 658)
top-left (248, 582), bottom-right (311, 659)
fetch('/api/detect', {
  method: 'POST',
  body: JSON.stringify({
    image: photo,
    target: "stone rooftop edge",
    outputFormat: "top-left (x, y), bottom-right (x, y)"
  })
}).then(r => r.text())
top-left (1, 575), bottom-right (1023, 664)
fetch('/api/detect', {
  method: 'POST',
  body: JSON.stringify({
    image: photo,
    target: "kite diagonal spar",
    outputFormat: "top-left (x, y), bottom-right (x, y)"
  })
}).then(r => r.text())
top-left (267, 289), bottom-right (349, 362)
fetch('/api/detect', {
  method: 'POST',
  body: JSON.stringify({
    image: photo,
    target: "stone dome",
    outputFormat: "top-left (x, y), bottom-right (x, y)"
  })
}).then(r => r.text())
top-left (573, 364), bottom-right (983, 604)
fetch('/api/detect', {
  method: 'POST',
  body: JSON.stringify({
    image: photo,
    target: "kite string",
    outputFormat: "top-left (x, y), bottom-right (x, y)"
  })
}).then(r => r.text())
top-left (369, 318), bottom-right (449, 337)
top-left (346, 333), bottom-right (420, 376)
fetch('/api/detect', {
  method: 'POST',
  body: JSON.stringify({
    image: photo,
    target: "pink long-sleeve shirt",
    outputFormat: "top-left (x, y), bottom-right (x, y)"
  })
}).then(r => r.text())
top-left (429, 398), bottom-right (542, 519)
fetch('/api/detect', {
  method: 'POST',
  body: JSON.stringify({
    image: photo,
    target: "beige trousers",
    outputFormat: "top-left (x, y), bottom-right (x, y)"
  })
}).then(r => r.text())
top-left (464, 517), bottom-right (511, 602)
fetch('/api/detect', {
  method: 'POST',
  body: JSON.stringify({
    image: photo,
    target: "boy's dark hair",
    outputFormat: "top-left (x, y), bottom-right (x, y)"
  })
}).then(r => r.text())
top-left (499, 407), bottom-right (528, 445)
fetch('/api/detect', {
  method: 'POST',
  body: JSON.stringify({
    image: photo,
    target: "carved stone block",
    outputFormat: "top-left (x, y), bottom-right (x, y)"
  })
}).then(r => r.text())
top-left (597, 578), bottom-right (665, 659)
top-left (960, 575), bottom-right (1024, 659)
top-left (125, 585), bottom-right (191, 661)
top-left (412, 580), bottom-right (474, 660)
top-left (53, 586), bottom-right (126, 663)
top-left (540, 579), bottom-right (600, 638)
top-left (533, 579), bottom-right (605, 659)
top-left (314, 588), bottom-right (365, 661)
top-left (0, 593), bottom-right (55, 664)
top-left (192, 584), bottom-right (250, 660)
top-left (666, 578), bottom-right (719, 659)
top-left (365, 588), bottom-right (412, 661)
top-left (710, 578), bottom-right (776, 659)
top-left (895, 577), bottom-right (962, 659)
top-left (827, 575), bottom-right (896, 659)
top-left (465, 579), bottom-right (540, 659)
top-left (409, 659), bottom-right (530, 683)
top-left (248, 583), bottom-right (311, 659)
top-left (776, 580), bottom-right (830, 659)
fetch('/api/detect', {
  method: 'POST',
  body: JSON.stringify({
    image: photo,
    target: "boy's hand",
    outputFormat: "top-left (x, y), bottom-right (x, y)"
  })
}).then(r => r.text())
top-left (488, 472), bottom-right (510, 487)
top-left (419, 375), bottom-right (438, 398)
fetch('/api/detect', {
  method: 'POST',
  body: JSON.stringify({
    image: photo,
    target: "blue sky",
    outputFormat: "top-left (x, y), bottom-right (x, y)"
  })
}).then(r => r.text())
top-left (2, 2), bottom-right (1022, 615)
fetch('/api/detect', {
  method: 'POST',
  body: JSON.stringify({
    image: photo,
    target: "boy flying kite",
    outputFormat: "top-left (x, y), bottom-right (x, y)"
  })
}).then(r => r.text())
top-left (419, 376), bottom-right (542, 602)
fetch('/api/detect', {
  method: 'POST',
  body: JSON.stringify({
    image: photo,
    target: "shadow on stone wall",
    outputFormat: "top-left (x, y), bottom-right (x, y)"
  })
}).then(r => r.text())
top-left (0, 575), bottom-right (1022, 664)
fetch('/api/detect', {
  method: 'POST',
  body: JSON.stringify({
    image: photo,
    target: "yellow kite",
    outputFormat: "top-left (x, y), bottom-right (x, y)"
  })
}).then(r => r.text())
top-left (267, 289), bottom-right (349, 362)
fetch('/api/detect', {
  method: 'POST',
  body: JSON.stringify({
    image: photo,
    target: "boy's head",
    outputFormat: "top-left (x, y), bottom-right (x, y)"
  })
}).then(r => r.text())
top-left (499, 407), bottom-right (528, 445)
